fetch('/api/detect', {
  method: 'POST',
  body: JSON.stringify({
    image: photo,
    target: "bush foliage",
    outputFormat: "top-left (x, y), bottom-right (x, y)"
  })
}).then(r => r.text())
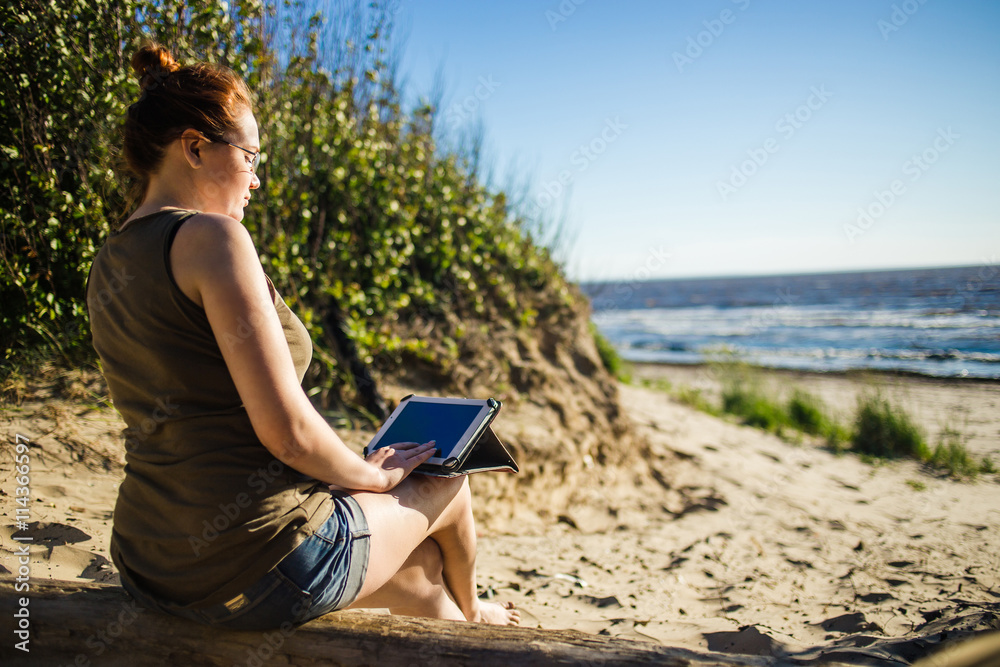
top-left (1, 0), bottom-right (132, 362)
top-left (1, 0), bottom-right (578, 412)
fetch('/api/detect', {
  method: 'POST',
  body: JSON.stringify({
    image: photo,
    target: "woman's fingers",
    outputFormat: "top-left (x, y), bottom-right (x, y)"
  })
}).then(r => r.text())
top-left (385, 441), bottom-right (436, 461)
top-left (413, 443), bottom-right (436, 463)
top-left (389, 440), bottom-right (436, 453)
top-left (365, 441), bottom-right (437, 491)
top-left (369, 441), bottom-right (435, 467)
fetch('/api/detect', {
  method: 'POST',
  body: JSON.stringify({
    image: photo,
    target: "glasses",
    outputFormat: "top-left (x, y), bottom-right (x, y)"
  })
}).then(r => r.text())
top-left (204, 133), bottom-right (260, 173)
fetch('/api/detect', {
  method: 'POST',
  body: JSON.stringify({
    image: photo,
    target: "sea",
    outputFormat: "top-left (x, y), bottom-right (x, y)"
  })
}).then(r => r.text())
top-left (582, 264), bottom-right (1000, 380)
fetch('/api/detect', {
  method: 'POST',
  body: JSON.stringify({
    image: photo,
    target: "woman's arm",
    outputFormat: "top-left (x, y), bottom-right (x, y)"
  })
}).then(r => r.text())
top-left (169, 212), bottom-right (434, 491)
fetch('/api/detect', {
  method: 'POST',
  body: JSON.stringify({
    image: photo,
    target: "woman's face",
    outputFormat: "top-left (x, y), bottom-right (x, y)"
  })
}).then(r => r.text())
top-left (198, 109), bottom-right (261, 222)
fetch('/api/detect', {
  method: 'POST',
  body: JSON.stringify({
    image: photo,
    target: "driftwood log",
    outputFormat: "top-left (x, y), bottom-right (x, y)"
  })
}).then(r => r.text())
top-left (0, 578), bottom-right (787, 667)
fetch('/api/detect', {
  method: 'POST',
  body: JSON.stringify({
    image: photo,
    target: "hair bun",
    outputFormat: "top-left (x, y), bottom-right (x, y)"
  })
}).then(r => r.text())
top-left (131, 43), bottom-right (180, 91)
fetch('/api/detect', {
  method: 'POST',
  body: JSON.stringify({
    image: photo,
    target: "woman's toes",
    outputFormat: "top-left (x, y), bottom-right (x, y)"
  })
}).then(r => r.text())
top-left (476, 601), bottom-right (520, 625)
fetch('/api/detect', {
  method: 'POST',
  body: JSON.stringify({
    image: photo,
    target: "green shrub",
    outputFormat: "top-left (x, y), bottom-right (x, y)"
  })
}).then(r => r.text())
top-left (1, 0), bottom-right (580, 416)
top-left (591, 324), bottom-right (630, 382)
top-left (851, 393), bottom-right (928, 460)
top-left (787, 390), bottom-right (827, 435)
top-left (1, 0), bottom-right (135, 362)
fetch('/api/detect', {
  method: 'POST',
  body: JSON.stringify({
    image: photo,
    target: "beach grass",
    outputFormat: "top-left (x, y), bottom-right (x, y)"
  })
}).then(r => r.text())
top-left (711, 360), bottom-right (845, 443)
top-left (672, 362), bottom-right (995, 479)
top-left (721, 383), bottom-right (787, 432)
top-left (851, 392), bottom-right (929, 460)
top-left (637, 376), bottom-right (725, 414)
top-left (0, 364), bottom-right (28, 405)
top-left (786, 390), bottom-right (827, 435)
top-left (929, 441), bottom-right (980, 478)
top-left (674, 386), bottom-right (718, 415)
top-left (848, 392), bottom-right (995, 479)
top-left (629, 360), bottom-right (996, 481)
top-left (638, 376), bottom-right (673, 392)
top-left (592, 324), bottom-right (632, 383)
top-left (926, 422), bottom-right (996, 479)
top-left (713, 358), bottom-right (784, 431)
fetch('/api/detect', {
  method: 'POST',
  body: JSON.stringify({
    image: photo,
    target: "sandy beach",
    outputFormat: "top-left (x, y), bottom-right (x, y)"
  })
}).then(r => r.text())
top-left (479, 364), bottom-right (1000, 662)
top-left (2, 363), bottom-right (999, 663)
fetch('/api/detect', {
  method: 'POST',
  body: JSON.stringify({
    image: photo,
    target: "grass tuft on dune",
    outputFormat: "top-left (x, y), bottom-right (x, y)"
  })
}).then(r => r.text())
top-left (634, 360), bottom-right (994, 480)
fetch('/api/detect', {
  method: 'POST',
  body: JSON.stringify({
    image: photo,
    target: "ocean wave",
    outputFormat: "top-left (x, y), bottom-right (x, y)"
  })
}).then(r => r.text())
top-left (594, 307), bottom-right (1000, 333)
top-left (589, 265), bottom-right (1000, 379)
top-left (618, 341), bottom-right (1000, 365)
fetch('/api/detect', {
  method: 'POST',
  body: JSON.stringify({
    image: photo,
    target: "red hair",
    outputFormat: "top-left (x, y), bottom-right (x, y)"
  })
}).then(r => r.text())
top-left (122, 43), bottom-right (253, 207)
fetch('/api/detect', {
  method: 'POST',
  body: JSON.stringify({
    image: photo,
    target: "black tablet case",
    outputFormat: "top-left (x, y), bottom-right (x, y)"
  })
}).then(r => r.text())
top-left (363, 395), bottom-right (519, 478)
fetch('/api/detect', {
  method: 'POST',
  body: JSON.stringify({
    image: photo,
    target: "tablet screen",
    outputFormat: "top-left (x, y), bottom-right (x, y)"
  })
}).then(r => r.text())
top-left (372, 400), bottom-right (488, 463)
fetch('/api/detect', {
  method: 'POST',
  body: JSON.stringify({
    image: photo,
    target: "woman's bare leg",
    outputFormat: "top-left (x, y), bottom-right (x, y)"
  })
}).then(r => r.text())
top-left (418, 476), bottom-right (516, 624)
top-left (347, 537), bottom-right (464, 620)
top-left (347, 475), bottom-right (518, 625)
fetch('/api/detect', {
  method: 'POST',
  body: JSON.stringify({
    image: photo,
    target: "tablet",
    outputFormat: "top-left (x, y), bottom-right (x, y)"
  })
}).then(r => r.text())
top-left (366, 396), bottom-right (499, 467)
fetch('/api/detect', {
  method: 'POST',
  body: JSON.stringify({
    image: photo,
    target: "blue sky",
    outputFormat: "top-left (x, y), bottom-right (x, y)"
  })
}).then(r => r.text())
top-left (391, 0), bottom-right (1000, 281)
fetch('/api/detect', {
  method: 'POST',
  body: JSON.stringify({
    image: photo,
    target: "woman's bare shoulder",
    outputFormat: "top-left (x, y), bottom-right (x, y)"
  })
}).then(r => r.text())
top-left (173, 212), bottom-right (258, 262)
top-left (179, 212), bottom-right (250, 241)
top-left (170, 213), bottom-right (262, 305)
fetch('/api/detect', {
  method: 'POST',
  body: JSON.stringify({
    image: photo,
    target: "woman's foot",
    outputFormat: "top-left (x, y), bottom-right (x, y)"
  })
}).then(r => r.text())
top-left (469, 600), bottom-right (520, 625)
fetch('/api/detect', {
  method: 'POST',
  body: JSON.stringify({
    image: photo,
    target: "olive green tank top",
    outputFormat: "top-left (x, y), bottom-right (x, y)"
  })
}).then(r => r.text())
top-left (86, 209), bottom-right (334, 608)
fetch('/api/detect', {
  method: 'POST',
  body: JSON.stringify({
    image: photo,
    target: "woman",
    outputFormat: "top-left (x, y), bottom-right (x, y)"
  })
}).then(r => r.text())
top-left (86, 43), bottom-right (518, 631)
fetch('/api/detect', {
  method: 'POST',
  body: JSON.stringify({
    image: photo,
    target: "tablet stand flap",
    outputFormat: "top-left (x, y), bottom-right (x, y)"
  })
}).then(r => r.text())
top-left (462, 426), bottom-right (519, 474)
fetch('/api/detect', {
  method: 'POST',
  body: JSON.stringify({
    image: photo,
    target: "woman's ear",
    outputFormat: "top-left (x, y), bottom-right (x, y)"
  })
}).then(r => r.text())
top-left (179, 128), bottom-right (206, 169)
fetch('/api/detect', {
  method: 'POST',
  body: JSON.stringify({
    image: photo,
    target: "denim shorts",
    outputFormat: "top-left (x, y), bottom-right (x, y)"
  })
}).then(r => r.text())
top-left (121, 492), bottom-right (371, 631)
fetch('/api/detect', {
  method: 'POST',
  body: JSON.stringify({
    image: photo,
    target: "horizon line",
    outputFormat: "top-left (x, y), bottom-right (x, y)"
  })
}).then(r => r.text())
top-left (574, 260), bottom-right (999, 286)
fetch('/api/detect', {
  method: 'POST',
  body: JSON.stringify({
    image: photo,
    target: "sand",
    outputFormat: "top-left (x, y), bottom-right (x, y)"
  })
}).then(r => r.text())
top-left (2, 363), bottom-right (999, 664)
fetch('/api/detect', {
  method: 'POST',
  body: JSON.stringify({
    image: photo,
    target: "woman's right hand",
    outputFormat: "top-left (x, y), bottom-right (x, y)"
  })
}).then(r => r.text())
top-left (365, 441), bottom-right (437, 492)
